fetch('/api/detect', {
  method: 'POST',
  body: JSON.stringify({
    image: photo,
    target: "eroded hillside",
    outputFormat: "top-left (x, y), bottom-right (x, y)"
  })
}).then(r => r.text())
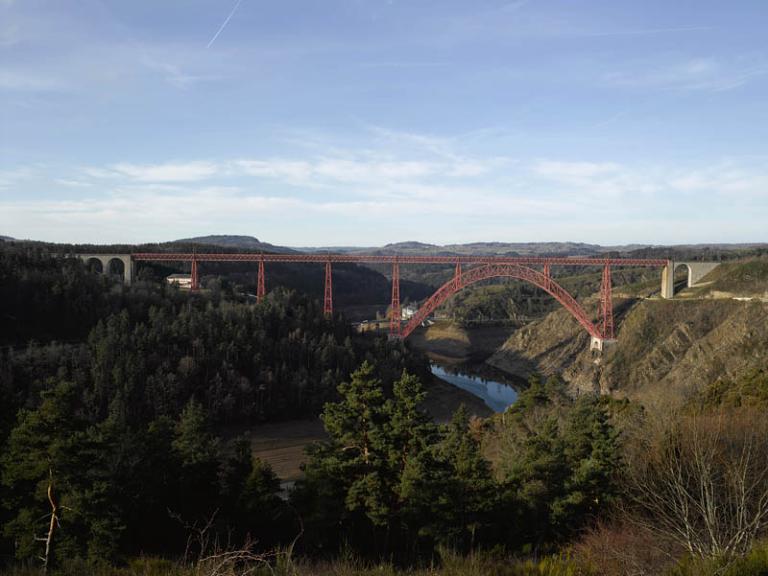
top-left (488, 258), bottom-right (768, 406)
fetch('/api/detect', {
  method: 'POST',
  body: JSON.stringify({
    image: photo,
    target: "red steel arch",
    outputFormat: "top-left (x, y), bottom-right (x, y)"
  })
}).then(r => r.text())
top-left (400, 263), bottom-right (602, 340)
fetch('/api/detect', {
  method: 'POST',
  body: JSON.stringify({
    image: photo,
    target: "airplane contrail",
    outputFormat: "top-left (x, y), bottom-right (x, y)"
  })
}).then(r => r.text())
top-left (207, 0), bottom-right (244, 48)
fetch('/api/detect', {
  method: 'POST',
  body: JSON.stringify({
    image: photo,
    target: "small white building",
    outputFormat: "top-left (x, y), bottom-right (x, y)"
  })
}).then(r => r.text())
top-left (166, 274), bottom-right (193, 290)
top-left (401, 305), bottom-right (418, 320)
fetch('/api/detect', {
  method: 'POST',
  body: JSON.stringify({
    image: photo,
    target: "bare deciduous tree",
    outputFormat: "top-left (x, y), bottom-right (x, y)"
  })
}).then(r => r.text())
top-left (38, 467), bottom-right (59, 574)
top-left (625, 408), bottom-right (768, 560)
top-left (34, 468), bottom-right (62, 574)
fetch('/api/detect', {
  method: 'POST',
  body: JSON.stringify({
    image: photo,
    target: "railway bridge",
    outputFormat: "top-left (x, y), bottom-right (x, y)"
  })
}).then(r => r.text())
top-left (74, 252), bottom-right (720, 350)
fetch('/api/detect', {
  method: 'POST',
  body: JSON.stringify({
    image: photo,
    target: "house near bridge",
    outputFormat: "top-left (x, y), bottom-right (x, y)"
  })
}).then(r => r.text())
top-left (166, 274), bottom-right (193, 290)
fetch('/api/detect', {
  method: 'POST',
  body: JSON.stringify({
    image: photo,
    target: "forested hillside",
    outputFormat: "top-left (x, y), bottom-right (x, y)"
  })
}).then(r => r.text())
top-left (0, 243), bottom-right (424, 567)
top-left (3, 243), bottom-right (768, 576)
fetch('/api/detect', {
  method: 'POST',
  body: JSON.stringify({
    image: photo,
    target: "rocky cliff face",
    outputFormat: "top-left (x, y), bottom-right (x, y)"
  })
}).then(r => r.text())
top-left (488, 298), bottom-right (768, 407)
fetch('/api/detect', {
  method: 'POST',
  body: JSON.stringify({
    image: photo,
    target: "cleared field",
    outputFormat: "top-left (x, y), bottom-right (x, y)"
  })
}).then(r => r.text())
top-left (251, 419), bottom-right (327, 482)
top-left (250, 375), bottom-right (492, 481)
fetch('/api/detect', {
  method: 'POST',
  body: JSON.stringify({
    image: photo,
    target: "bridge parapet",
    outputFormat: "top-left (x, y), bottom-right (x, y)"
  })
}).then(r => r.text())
top-left (661, 261), bottom-right (720, 299)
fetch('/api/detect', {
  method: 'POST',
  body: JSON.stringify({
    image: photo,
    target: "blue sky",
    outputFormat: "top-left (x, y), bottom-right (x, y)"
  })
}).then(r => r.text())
top-left (1, 0), bottom-right (767, 246)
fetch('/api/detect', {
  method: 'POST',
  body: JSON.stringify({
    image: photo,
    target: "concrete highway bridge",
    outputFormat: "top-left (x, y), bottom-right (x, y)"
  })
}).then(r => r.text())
top-left (74, 252), bottom-right (720, 350)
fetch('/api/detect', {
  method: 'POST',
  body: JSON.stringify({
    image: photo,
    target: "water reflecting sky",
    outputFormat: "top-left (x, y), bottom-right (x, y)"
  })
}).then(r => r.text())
top-left (430, 364), bottom-right (517, 413)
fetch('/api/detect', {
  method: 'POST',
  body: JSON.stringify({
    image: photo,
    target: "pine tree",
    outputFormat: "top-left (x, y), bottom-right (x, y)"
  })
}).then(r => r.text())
top-left (171, 399), bottom-right (221, 522)
top-left (236, 458), bottom-right (288, 548)
top-left (1, 381), bottom-right (124, 566)
top-left (556, 396), bottom-right (621, 528)
top-left (386, 370), bottom-right (439, 555)
top-left (435, 405), bottom-right (496, 549)
top-left (321, 361), bottom-right (390, 526)
top-left (296, 363), bottom-right (443, 558)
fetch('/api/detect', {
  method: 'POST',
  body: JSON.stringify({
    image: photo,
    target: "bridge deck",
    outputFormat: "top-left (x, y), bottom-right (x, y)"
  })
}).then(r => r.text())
top-left (132, 253), bottom-right (669, 267)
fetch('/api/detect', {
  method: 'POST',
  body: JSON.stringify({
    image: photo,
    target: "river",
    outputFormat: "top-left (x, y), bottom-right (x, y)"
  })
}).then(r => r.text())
top-left (430, 363), bottom-right (519, 412)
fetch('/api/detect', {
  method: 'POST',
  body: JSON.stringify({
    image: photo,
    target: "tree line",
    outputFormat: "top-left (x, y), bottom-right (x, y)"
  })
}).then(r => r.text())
top-left (0, 245), bottom-right (424, 566)
top-left (3, 242), bottom-right (768, 575)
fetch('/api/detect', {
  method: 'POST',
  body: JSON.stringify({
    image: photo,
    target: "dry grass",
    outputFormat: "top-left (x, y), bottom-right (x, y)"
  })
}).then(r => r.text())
top-left (0, 550), bottom-right (594, 576)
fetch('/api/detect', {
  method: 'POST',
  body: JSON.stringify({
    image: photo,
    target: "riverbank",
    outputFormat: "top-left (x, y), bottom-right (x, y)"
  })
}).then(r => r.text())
top-left (431, 364), bottom-right (518, 413)
top-left (251, 372), bottom-right (492, 482)
top-left (407, 320), bottom-right (514, 362)
top-left (423, 372), bottom-right (493, 422)
top-left (250, 321), bottom-right (511, 482)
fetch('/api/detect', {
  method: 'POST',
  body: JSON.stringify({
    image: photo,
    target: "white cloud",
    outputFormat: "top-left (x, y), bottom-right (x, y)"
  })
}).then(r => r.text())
top-left (314, 159), bottom-right (435, 182)
top-left (0, 70), bottom-right (66, 91)
top-left (6, 124), bottom-right (768, 245)
top-left (533, 160), bottom-right (621, 179)
top-left (85, 154), bottom-right (489, 189)
top-left (236, 160), bottom-right (314, 182)
top-left (0, 166), bottom-right (35, 189)
top-left (2, 179), bottom-right (763, 246)
top-left (669, 163), bottom-right (768, 197)
top-left (254, 157), bottom-right (432, 183)
top-left (580, 25), bottom-right (711, 38)
top-left (140, 56), bottom-right (217, 89)
top-left (605, 57), bottom-right (768, 92)
top-left (447, 161), bottom-right (490, 177)
top-left (54, 178), bottom-right (91, 188)
top-left (238, 156), bottom-right (479, 189)
top-left (99, 162), bottom-right (221, 182)
top-left (530, 160), bottom-right (650, 201)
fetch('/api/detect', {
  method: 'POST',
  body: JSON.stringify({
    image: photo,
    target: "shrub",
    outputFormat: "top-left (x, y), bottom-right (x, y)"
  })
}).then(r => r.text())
top-left (572, 520), bottom-right (678, 576)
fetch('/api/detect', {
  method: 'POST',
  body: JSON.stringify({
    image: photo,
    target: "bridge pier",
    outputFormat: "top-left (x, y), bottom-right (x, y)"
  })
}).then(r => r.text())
top-left (390, 261), bottom-right (401, 336)
top-left (661, 260), bottom-right (720, 298)
top-left (257, 257), bottom-right (266, 301)
top-left (324, 261), bottom-right (333, 316)
top-left (590, 336), bottom-right (617, 352)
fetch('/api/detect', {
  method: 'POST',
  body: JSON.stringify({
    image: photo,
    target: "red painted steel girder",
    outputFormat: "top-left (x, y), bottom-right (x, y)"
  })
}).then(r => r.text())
top-left (390, 261), bottom-right (401, 337)
top-left (600, 264), bottom-right (615, 340)
top-left (132, 252), bottom-right (668, 267)
top-left (257, 258), bottom-right (266, 301)
top-left (400, 263), bottom-right (602, 340)
top-left (190, 258), bottom-right (199, 291)
top-left (324, 261), bottom-right (333, 316)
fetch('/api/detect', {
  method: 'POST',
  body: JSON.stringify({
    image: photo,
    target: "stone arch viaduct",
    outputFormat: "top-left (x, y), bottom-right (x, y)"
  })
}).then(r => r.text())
top-left (76, 254), bottom-right (135, 286)
top-left (660, 261), bottom-right (721, 299)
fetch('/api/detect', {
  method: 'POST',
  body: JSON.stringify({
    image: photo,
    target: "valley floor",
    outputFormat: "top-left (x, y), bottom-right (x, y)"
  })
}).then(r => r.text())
top-left (249, 371), bottom-right (492, 483)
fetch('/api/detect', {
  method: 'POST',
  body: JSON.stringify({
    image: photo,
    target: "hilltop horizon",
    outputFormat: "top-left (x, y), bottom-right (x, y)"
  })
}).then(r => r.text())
top-left (4, 233), bottom-right (767, 257)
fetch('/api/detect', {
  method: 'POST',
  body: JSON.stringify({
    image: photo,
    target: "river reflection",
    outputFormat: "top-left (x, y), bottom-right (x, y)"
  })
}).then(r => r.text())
top-left (430, 364), bottom-right (518, 412)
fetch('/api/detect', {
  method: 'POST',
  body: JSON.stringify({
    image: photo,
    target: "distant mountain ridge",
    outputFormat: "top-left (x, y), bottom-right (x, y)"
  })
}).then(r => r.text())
top-left (4, 234), bottom-right (767, 258)
top-left (173, 235), bottom-right (297, 254)
top-left (299, 241), bottom-right (768, 258)
top-left (303, 240), bottom-right (619, 257)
